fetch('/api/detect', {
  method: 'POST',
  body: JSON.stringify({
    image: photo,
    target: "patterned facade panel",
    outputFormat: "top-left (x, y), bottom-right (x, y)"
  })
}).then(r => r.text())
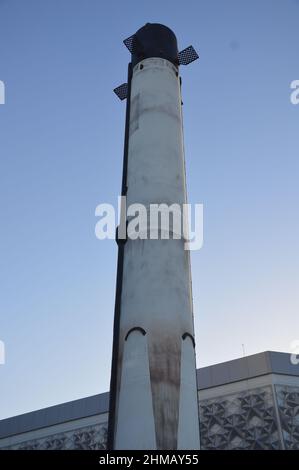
top-left (199, 386), bottom-right (281, 449)
top-left (2, 384), bottom-right (299, 450)
top-left (275, 385), bottom-right (299, 450)
top-left (3, 423), bottom-right (108, 450)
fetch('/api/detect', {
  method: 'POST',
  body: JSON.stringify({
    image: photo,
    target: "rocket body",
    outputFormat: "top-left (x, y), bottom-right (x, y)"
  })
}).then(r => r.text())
top-left (108, 24), bottom-right (200, 450)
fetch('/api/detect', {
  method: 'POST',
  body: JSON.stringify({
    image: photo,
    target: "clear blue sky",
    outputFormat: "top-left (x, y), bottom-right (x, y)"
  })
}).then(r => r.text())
top-left (0, 0), bottom-right (298, 420)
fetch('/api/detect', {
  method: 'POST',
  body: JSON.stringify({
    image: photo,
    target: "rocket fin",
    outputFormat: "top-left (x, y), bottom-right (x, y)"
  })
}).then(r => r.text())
top-left (177, 334), bottom-right (200, 449)
top-left (115, 329), bottom-right (156, 449)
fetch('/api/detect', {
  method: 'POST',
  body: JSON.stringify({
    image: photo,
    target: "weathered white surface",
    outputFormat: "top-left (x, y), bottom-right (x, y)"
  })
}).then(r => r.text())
top-left (114, 58), bottom-right (200, 449)
top-left (127, 58), bottom-right (186, 208)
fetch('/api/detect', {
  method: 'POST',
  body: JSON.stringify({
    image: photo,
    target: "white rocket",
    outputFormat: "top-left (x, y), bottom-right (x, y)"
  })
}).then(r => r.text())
top-left (108, 23), bottom-right (200, 450)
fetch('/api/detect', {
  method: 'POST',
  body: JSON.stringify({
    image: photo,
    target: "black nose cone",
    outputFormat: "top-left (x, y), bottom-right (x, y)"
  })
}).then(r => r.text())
top-left (131, 23), bottom-right (179, 68)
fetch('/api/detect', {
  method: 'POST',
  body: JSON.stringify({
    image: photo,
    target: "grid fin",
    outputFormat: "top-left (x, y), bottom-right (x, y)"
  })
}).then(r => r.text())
top-left (123, 35), bottom-right (136, 53)
top-left (178, 45), bottom-right (199, 65)
top-left (113, 83), bottom-right (128, 101)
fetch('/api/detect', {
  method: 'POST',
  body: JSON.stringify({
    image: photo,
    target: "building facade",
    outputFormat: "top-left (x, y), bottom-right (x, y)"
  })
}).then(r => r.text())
top-left (0, 351), bottom-right (298, 450)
